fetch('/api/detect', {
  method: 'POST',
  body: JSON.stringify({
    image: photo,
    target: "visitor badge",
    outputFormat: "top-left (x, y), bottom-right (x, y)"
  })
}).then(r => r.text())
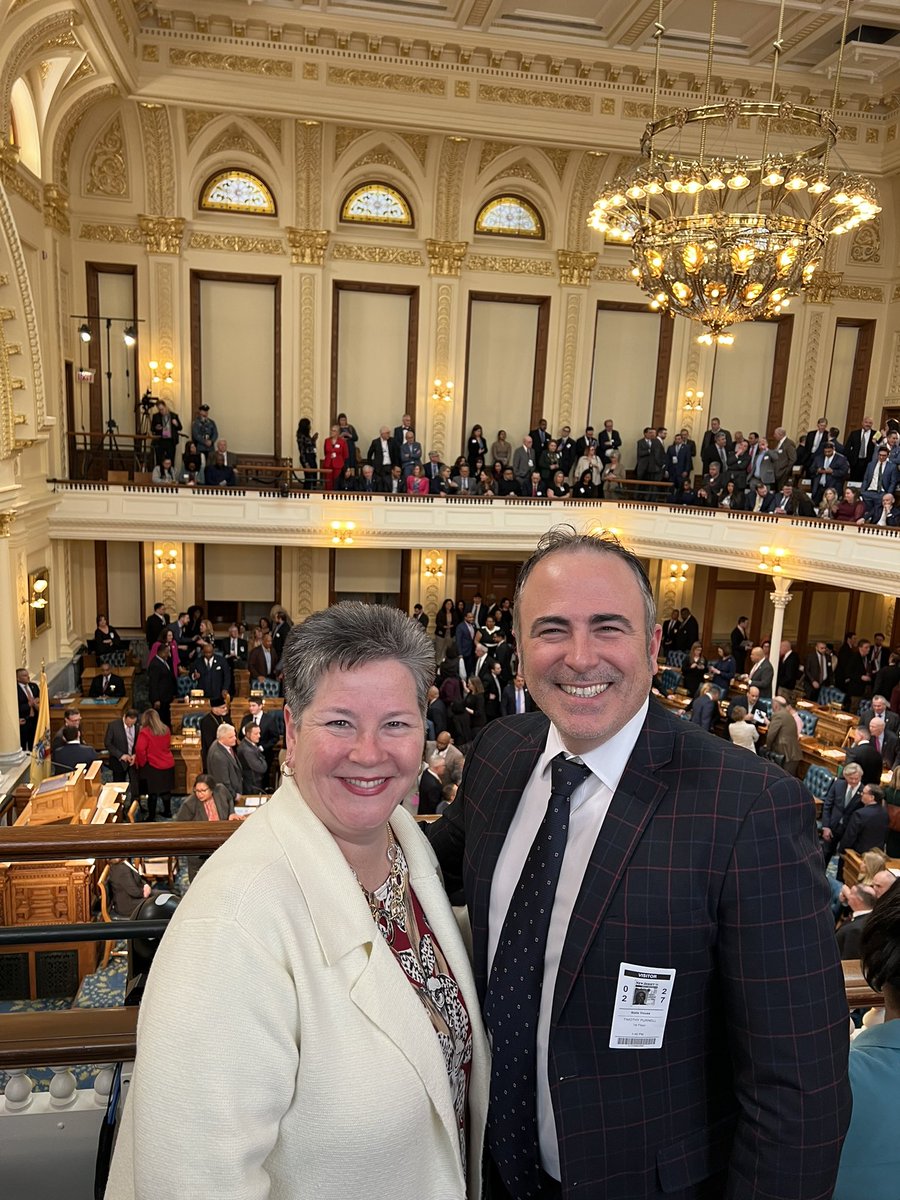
top-left (609, 961), bottom-right (675, 1049)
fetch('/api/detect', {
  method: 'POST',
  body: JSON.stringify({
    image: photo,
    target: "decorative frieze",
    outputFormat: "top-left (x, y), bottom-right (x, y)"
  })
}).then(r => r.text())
top-left (467, 255), bottom-right (554, 276)
top-left (328, 67), bottom-right (445, 96)
top-left (331, 243), bottom-right (423, 266)
top-left (479, 84), bottom-right (591, 114)
top-left (79, 223), bottom-right (143, 244)
top-left (169, 48), bottom-right (292, 77)
top-left (188, 232), bottom-right (285, 255)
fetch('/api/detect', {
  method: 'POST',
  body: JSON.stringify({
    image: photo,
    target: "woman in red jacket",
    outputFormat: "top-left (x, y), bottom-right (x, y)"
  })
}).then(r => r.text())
top-left (322, 423), bottom-right (348, 488)
top-left (134, 708), bottom-right (175, 821)
top-left (405, 463), bottom-right (429, 495)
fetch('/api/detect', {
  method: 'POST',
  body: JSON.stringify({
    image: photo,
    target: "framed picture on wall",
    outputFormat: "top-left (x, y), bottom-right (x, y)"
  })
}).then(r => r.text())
top-left (28, 568), bottom-right (51, 639)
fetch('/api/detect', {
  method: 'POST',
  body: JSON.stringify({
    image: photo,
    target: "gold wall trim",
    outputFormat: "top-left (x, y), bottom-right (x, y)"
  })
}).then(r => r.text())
top-left (595, 265), bottom-right (634, 282)
top-left (327, 66), bottom-right (445, 96)
top-left (169, 48), bottom-right (292, 77)
top-left (78, 222), bottom-right (143, 243)
top-left (331, 243), bottom-right (423, 266)
top-left (187, 232), bottom-right (286, 255)
top-left (467, 254), bottom-right (553, 275)
top-left (479, 84), bottom-right (591, 113)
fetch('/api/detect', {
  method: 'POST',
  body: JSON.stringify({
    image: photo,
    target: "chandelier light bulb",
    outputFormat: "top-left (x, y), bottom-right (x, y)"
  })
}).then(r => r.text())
top-left (762, 163), bottom-right (785, 186)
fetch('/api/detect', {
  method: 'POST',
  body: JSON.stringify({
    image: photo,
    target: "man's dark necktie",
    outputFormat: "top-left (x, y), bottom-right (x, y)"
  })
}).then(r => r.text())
top-left (485, 753), bottom-right (591, 1199)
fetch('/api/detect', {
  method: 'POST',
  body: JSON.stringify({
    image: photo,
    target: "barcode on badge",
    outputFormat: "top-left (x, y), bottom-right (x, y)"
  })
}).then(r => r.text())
top-left (615, 1036), bottom-right (658, 1046)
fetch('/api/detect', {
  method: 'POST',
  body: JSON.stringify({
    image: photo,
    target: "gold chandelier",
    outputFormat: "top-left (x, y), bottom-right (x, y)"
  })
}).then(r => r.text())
top-left (588, 0), bottom-right (880, 343)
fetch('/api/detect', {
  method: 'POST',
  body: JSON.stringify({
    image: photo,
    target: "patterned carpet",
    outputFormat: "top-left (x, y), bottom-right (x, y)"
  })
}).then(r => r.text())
top-left (0, 806), bottom-right (190, 1093)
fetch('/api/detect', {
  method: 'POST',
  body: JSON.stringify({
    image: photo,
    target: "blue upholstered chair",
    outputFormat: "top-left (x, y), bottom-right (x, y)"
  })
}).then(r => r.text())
top-left (258, 679), bottom-right (281, 698)
top-left (796, 710), bottom-right (819, 738)
top-left (176, 674), bottom-right (194, 698)
top-left (659, 669), bottom-right (680, 695)
top-left (181, 710), bottom-right (204, 730)
top-left (803, 764), bottom-right (836, 801)
top-left (819, 686), bottom-right (845, 708)
top-left (666, 650), bottom-right (687, 668)
top-left (107, 650), bottom-right (128, 668)
top-left (757, 698), bottom-right (772, 718)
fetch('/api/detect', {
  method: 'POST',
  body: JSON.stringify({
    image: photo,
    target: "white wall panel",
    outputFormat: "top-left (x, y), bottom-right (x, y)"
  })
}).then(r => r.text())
top-left (466, 300), bottom-right (539, 447)
top-left (98, 272), bottom-right (136, 434)
top-left (205, 543), bottom-right (274, 601)
top-left (106, 541), bottom-right (141, 627)
top-left (334, 548), bottom-right (401, 592)
top-left (707, 322), bottom-right (778, 438)
top-left (336, 290), bottom-right (411, 447)
top-left (590, 310), bottom-right (660, 459)
top-left (199, 279), bottom-right (276, 456)
top-left (826, 325), bottom-right (859, 434)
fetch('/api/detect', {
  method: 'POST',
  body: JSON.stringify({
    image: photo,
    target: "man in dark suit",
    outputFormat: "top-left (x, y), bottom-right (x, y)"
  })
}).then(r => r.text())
top-left (200, 697), bottom-right (230, 770)
top-left (688, 684), bottom-right (719, 731)
top-left (820, 762), bottom-right (864, 864)
top-left (844, 416), bottom-right (879, 481)
top-left (810, 443), bottom-right (850, 503)
top-left (482, 662), bottom-right (504, 722)
top-left (664, 433), bottom-right (692, 499)
top-left (573, 425), bottom-right (597, 461)
top-left (239, 697), bottom-right (282, 773)
top-left (597, 419), bottom-right (621, 463)
top-left (104, 708), bottom-right (140, 790)
top-left (834, 883), bottom-right (876, 960)
top-left (426, 685), bottom-right (450, 738)
top-left (529, 419), bottom-right (550, 454)
top-left (700, 418), bottom-right (732, 464)
top-left (16, 668), bottom-right (39, 750)
top-left (798, 417), bottom-right (829, 471)
top-left (145, 602), bottom-right (167, 649)
top-left (147, 642), bottom-right (177, 728)
top-left (428, 530), bottom-right (849, 1199)
top-left (873, 653), bottom-right (900, 706)
top-left (248, 633), bottom-right (279, 684)
top-left (392, 413), bottom-right (413, 447)
top-left (858, 695), bottom-right (900, 735)
top-left (803, 640), bottom-right (833, 701)
top-left (777, 640), bottom-right (800, 692)
top-left (836, 784), bottom-right (889, 876)
top-left (730, 617), bottom-right (751, 673)
top-left (675, 606), bottom-right (699, 653)
top-left (865, 492), bottom-right (900, 527)
top-left (500, 673), bottom-right (536, 716)
top-left (867, 717), bottom-right (899, 769)
top-left (52, 726), bottom-right (100, 771)
top-left (367, 426), bottom-right (401, 475)
top-left (845, 638), bottom-right (874, 709)
top-left (89, 661), bottom-right (126, 698)
top-left (417, 759), bottom-right (445, 816)
top-left (192, 640), bottom-right (231, 699)
top-left (557, 426), bottom-right (577, 478)
top-left (844, 727), bottom-right (884, 785)
top-left (634, 427), bottom-right (666, 482)
top-left (217, 623), bottom-right (249, 670)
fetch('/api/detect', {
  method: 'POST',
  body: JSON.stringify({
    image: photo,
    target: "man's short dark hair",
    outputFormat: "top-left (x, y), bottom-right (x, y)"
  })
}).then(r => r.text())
top-left (62, 726), bottom-right (80, 743)
top-left (125, 708), bottom-right (140, 720)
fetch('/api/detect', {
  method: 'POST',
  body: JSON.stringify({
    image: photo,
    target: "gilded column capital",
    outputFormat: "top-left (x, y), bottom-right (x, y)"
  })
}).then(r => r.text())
top-left (0, 513), bottom-right (15, 537)
top-left (286, 228), bottom-right (330, 266)
top-left (43, 183), bottom-right (70, 235)
top-left (0, 143), bottom-right (19, 170)
top-left (426, 240), bottom-right (468, 277)
top-left (557, 250), bottom-right (598, 287)
top-left (139, 215), bottom-right (186, 255)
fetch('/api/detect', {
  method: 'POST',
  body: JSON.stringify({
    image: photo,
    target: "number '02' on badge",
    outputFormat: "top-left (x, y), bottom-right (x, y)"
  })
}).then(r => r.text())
top-left (609, 962), bottom-right (676, 1050)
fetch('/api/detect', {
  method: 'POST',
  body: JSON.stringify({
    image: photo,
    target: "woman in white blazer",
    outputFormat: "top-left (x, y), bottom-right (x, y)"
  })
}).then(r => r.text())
top-left (107, 604), bottom-right (489, 1200)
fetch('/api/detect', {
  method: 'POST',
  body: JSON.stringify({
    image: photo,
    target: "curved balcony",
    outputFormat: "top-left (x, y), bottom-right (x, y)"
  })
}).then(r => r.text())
top-left (45, 480), bottom-right (900, 596)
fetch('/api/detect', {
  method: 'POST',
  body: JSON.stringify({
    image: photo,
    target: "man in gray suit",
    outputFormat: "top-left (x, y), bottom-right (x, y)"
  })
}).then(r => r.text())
top-left (745, 646), bottom-right (775, 699)
top-left (747, 437), bottom-right (778, 490)
top-left (512, 436), bottom-right (535, 492)
top-left (206, 723), bottom-right (243, 801)
top-left (104, 708), bottom-right (140, 792)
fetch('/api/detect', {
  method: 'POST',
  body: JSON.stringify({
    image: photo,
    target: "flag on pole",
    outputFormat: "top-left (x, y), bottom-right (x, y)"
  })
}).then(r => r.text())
top-left (29, 664), bottom-right (50, 785)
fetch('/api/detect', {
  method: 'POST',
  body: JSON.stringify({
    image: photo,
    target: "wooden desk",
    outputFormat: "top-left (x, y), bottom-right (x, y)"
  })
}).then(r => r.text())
top-left (81, 665), bottom-right (136, 706)
top-left (170, 698), bottom-right (210, 733)
top-left (50, 698), bottom-right (128, 749)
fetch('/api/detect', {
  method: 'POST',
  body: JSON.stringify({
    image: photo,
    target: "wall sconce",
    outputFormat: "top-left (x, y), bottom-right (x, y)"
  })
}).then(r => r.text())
top-left (149, 360), bottom-right (175, 385)
top-left (28, 575), bottom-right (49, 608)
top-left (423, 552), bottom-right (445, 579)
top-left (758, 545), bottom-right (786, 573)
top-left (669, 561), bottom-right (689, 583)
top-left (331, 521), bottom-right (355, 545)
top-left (78, 323), bottom-right (92, 343)
top-left (123, 325), bottom-right (137, 347)
top-left (431, 378), bottom-right (453, 404)
top-left (154, 548), bottom-right (178, 570)
top-left (683, 389), bottom-right (704, 412)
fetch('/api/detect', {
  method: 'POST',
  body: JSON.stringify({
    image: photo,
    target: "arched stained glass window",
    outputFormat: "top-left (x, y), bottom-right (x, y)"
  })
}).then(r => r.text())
top-left (340, 182), bottom-right (413, 227)
top-left (475, 194), bottom-right (544, 239)
top-left (199, 170), bottom-right (276, 215)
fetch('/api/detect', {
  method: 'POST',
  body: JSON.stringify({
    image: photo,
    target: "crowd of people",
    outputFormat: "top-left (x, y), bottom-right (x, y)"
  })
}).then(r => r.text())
top-left (287, 409), bottom-right (900, 522)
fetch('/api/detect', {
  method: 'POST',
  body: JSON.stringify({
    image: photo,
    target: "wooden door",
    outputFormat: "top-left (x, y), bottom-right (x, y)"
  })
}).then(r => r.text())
top-left (456, 559), bottom-right (522, 607)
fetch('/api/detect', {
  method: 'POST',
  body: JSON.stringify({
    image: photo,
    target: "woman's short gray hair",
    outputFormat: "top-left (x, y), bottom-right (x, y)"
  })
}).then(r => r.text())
top-left (281, 602), bottom-right (435, 719)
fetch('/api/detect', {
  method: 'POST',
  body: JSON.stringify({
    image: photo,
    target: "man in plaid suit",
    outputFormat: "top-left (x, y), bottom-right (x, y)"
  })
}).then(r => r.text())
top-left (429, 527), bottom-right (850, 1200)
